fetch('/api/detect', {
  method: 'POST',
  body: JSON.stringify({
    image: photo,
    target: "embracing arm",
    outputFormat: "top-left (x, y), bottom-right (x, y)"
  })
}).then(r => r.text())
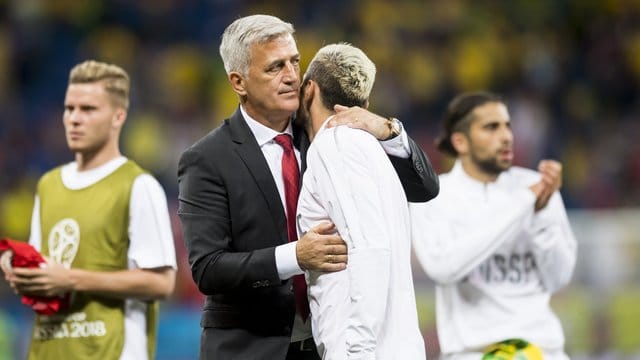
top-left (329, 105), bottom-right (439, 202)
top-left (388, 136), bottom-right (439, 202)
top-left (179, 142), bottom-right (347, 295)
top-left (178, 147), bottom-right (281, 294)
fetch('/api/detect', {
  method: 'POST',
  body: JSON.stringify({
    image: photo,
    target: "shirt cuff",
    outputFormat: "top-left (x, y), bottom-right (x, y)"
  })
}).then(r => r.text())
top-left (380, 126), bottom-right (410, 159)
top-left (275, 241), bottom-right (304, 280)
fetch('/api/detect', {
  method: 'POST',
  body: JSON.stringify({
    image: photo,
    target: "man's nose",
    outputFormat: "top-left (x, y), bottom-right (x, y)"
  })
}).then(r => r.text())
top-left (501, 127), bottom-right (514, 143)
top-left (66, 110), bottom-right (82, 124)
top-left (282, 62), bottom-right (298, 82)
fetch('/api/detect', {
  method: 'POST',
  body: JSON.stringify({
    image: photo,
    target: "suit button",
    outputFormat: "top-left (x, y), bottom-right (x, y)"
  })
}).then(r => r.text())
top-left (289, 285), bottom-right (294, 292)
top-left (252, 281), bottom-right (261, 288)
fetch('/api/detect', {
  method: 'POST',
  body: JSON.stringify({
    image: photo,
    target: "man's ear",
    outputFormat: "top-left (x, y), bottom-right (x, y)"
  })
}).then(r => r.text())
top-left (228, 72), bottom-right (247, 96)
top-left (302, 80), bottom-right (316, 105)
top-left (112, 108), bottom-right (127, 130)
top-left (451, 132), bottom-right (469, 155)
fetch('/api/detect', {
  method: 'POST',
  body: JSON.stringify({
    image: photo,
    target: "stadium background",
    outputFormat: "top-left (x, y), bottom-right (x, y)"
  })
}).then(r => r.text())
top-left (0, 0), bottom-right (639, 358)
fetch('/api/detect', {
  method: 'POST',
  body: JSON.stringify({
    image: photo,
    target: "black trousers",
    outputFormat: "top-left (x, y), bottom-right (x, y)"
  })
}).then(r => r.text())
top-left (286, 338), bottom-right (320, 360)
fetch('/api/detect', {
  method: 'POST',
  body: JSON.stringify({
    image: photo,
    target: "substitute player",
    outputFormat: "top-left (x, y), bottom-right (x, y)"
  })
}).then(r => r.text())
top-left (0, 60), bottom-right (176, 360)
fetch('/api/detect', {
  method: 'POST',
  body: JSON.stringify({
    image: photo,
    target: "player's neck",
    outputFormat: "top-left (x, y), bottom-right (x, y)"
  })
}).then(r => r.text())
top-left (75, 145), bottom-right (121, 172)
top-left (460, 157), bottom-right (499, 183)
top-left (308, 107), bottom-right (333, 142)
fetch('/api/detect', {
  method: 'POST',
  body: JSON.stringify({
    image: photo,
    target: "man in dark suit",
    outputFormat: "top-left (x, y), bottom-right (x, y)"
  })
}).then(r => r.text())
top-left (177, 14), bottom-right (438, 360)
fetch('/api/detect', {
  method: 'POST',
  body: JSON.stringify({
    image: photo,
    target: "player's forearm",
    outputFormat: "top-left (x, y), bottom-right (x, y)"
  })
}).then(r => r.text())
top-left (529, 195), bottom-right (578, 291)
top-left (412, 189), bottom-right (536, 284)
top-left (532, 226), bottom-right (577, 292)
top-left (69, 267), bottom-right (175, 300)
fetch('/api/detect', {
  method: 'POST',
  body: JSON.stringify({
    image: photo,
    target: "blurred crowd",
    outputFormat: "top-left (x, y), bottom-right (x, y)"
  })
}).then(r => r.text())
top-left (0, 0), bottom-right (639, 314)
top-left (1, 1), bottom-right (640, 358)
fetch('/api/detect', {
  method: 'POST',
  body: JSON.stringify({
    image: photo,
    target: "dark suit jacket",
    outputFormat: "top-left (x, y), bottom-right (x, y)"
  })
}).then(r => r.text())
top-left (177, 108), bottom-right (438, 359)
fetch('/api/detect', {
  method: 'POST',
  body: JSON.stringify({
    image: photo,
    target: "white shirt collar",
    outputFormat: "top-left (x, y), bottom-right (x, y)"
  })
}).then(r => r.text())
top-left (240, 105), bottom-right (294, 146)
top-left (61, 156), bottom-right (128, 190)
top-left (450, 159), bottom-right (511, 191)
top-left (312, 115), bottom-right (334, 139)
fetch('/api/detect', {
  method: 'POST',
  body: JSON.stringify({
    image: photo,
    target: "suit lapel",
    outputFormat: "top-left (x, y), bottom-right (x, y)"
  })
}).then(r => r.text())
top-left (228, 108), bottom-right (288, 243)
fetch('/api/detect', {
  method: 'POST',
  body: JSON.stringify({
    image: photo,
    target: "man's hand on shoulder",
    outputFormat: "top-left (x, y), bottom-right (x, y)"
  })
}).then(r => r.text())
top-left (296, 222), bottom-right (348, 272)
top-left (327, 104), bottom-right (394, 141)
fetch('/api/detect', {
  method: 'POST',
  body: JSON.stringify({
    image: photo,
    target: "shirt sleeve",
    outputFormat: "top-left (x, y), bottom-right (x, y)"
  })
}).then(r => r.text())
top-left (527, 191), bottom-right (578, 292)
top-left (128, 174), bottom-right (177, 269)
top-left (313, 128), bottom-right (392, 359)
top-left (29, 195), bottom-right (42, 251)
top-left (411, 186), bottom-right (537, 284)
top-left (379, 124), bottom-right (410, 159)
top-left (275, 241), bottom-right (303, 279)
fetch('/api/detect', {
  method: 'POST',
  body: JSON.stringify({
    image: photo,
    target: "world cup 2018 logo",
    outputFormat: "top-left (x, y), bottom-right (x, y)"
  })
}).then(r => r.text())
top-left (48, 218), bottom-right (80, 268)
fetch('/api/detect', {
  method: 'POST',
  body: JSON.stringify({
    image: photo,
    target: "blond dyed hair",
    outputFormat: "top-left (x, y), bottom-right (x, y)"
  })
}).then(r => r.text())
top-left (302, 43), bottom-right (376, 109)
top-left (69, 60), bottom-right (130, 109)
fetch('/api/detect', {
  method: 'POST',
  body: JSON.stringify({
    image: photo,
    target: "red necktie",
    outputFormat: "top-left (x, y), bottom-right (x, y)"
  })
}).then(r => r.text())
top-left (273, 134), bottom-right (310, 321)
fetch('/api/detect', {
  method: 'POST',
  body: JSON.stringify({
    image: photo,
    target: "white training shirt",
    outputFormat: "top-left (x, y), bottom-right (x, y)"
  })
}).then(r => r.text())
top-left (411, 160), bottom-right (576, 359)
top-left (296, 119), bottom-right (425, 360)
top-left (29, 156), bottom-right (177, 360)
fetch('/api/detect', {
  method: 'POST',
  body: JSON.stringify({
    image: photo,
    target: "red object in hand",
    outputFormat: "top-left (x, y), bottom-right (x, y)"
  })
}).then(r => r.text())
top-left (0, 238), bottom-right (69, 315)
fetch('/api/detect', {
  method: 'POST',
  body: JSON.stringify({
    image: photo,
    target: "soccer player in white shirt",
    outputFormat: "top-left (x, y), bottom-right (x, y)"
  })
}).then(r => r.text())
top-left (411, 91), bottom-right (577, 360)
top-left (296, 43), bottom-right (427, 360)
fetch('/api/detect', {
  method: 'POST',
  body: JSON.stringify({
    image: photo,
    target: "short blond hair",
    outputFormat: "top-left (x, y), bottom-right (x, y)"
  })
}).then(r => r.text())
top-left (69, 60), bottom-right (130, 109)
top-left (302, 43), bottom-right (376, 109)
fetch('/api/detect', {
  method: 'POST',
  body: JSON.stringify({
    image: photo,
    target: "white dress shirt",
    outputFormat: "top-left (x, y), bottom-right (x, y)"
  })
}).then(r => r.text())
top-left (240, 107), bottom-right (313, 342)
top-left (296, 119), bottom-right (425, 360)
top-left (411, 160), bottom-right (576, 359)
top-left (240, 107), bottom-right (302, 280)
top-left (29, 156), bottom-right (177, 360)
